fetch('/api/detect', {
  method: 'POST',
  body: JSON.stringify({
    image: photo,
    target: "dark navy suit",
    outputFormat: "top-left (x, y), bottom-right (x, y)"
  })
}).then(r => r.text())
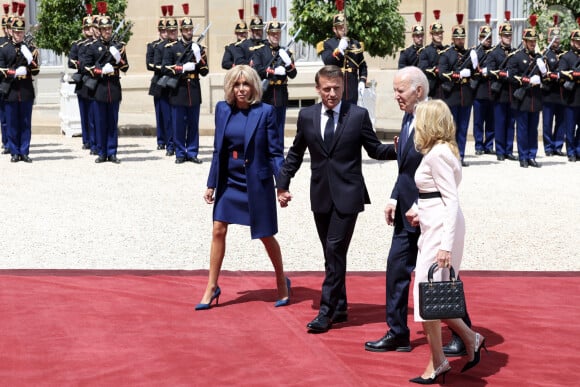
top-left (277, 101), bottom-right (396, 318)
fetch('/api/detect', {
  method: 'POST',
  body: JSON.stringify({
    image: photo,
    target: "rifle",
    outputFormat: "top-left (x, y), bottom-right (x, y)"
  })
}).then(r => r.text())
top-left (490, 41), bottom-right (523, 94)
top-left (0, 26), bottom-right (39, 96)
top-left (162, 23), bottom-right (212, 90)
top-left (261, 27), bottom-right (301, 92)
top-left (513, 35), bottom-right (557, 101)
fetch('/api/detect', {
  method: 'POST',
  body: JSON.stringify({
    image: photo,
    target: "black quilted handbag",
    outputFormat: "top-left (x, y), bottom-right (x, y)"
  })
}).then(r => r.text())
top-left (419, 263), bottom-right (466, 320)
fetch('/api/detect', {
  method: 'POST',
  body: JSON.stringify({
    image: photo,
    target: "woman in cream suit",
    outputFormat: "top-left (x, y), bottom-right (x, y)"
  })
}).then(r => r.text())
top-left (406, 100), bottom-right (486, 384)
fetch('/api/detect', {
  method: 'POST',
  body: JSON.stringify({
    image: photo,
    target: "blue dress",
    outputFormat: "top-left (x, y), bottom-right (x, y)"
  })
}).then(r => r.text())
top-left (213, 108), bottom-right (250, 225)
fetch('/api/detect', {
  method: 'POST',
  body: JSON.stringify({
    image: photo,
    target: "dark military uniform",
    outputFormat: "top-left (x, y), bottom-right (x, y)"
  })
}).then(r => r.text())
top-left (542, 44), bottom-right (565, 156)
top-left (161, 38), bottom-right (209, 163)
top-left (472, 42), bottom-right (495, 154)
top-left (438, 44), bottom-right (474, 162)
top-left (222, 40), bottom-right (246, 69)
top-left (0, 7), bottom-right (12, 152)
top-left (147, 33), bottom-right (170, 150)
top-left (507, 46), bottom-right (544, 166)
top-left (82, 26), bottom-right (129, 163)
top-left (398, 44), bottom-right (423, 69)
top-left (558, 45), bottom-right (580, 161)
top-left (318, 37), bottom-right (367, 103)
top-left (0, 18), bottom-right (40, 162)
top-left (487, 43), bottom-right (517, 160)
top-left (418, 42), bottom-right (445, 98)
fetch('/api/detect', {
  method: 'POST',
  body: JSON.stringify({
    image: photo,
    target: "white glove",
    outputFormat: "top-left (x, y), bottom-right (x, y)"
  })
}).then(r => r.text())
top-left (101, 63), bottom-right (114, 74)
top-left (481, 67), bottom-right (488, 76)
top-left (109, 46), bottom-right (121, 64)
top-left (529, 74), bottom-right (541, 85)
top-left (278, 49), bottom-right (291, 66)
top-left (182, 62), bottom-right (196, 72)
top-left (338, 37), bottom-right (348, 53)
top-left (191, 43), bottom-right (201, 62)
top-left (470, 50), bottom-right (478, 69)
top-left (536, 58), bottom-right (547, 75)
top-left (20, 45), bottom-right (33, 65)
top-left (358, 81), bottom-right (365, 96)
top-left (459, 68), bottom-right (471, 78)
top-left (14, 66), bottom-right (27, 77)
top-left (273, 66), bottom-right (286, 76)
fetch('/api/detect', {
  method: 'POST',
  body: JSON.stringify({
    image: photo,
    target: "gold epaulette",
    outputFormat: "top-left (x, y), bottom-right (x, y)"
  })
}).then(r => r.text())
top-left (506, 50), bottom-right (519, 58)
top-left (234, 39), bottom-right (245, 46)
top-left (439, 46), bottom-right (451, 54)
top-left (359, 42), bottom-right (365, 51)
top-left (316, 40), bottom-right (326, 55)
top-left (0, 41), bottom-right (9, 48)
top-left (417, 46), bottom-right (425, 55)
top-left (165, 41), bottom-right (177, 48)
top-left (249, 43), bottom-right (264, 51)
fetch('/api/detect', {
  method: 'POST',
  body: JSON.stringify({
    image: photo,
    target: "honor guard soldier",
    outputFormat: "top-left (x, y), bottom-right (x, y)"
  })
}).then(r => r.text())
top-left (472, 14), bottom-right (496, 156)
top-left (147, 5), bottom-right (169, 151)
top-left (251, 6), bottom-right (297, 143)
top-left (240, 3), bottom-right (265, 65)
top-left (558, 18), bottom-right (580, 162)
top-left (318, 0), bottom-right (367, 103)
top-left (507, 15), bottom-right (545, 168)
top-left (487, 11), bottom-right (518, 162)
top-left (542, 15), bottom-right (566, 157)
top-left (438, 14), bottom-right (475, 166)
top-left (154, 7), bottom-right (178, 157)
top-left (0, 3), bottom-right (11, 154)
top-left (222, 9), bottom-right (248, 70)
top-left (161, 3), bottom-right (209, 164)
top-left (398, 12), bottom-right (424, 69)
top-left (82, 1), bottom-right (129, 164)
top-left (418, 10), bottom-right (446, 99)
top-left (0, 3), bottom-right (39, 163)
top-left (69, 3), bottom-right (94, 151)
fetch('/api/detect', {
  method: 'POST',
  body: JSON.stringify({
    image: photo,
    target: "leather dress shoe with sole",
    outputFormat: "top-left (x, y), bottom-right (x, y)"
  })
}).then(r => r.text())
top-left (484, 149), bottom-right (495, 155)
top-left (95, 156), bottom-right (107, 163)
top-left (569, 155), bottom-right (577, 162)
top-left (20, 155), bottom-right (32, 163)
top-left (497, 154), bottom-right (505, 161)
top-left (461, 160), bottom-right (469, 167)
top-left (108, 155), bottom-right (121, 164)
top-left (166, 150), bottom-right (175, 156)
top-left (475, 150), bottom-right (484, 155)
top-left (443, 334), bottom-right (467, 357)
top-left (364, 331), bottom-right (411, 352)
top-left (553, 150), bottom-right (565, 156)
top-left (506, 154), bottom-right (518, 161)
top-left (2, 148), bottom-right (11, 154)
top-left (188, 157), bottom-right (203, 164)
top-left (10, 155), bottom-right (19, 162)
top-left (307, 314), bottom-right (332, 333)
top-left (519, 160), bottom-right (529, 168)
top-left (528, 159), bottom-right (540, 168)
top-left (175, 157), bottom-right (186, 164)
top-left (331, 310), bottom-right (348, 324)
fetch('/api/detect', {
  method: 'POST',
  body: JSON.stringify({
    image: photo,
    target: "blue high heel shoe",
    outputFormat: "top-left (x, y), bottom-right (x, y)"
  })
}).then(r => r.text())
top-left (195, 286), bottom-right (221, 310)
top-left (274, 277), bottom-right (291, 307)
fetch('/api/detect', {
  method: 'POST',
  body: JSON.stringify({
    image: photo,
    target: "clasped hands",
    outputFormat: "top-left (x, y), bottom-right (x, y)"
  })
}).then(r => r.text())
top-left (276, 189), bottom-right (292, 208)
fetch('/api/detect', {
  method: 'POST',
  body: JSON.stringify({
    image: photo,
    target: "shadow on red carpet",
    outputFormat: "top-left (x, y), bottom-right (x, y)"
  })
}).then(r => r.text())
top-left (1, 270), bottom-right (579, 386)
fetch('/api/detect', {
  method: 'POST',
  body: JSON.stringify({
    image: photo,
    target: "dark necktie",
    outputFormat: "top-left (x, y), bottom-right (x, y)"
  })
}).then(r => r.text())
top-left (400, 114), bottom-right (411, 152)
top-left (324, 109), bottom-right (334, 148)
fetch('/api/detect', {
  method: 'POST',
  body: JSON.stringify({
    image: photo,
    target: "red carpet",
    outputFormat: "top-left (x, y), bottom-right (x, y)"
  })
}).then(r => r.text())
top-left (1, 270), bottom-right (579, 386)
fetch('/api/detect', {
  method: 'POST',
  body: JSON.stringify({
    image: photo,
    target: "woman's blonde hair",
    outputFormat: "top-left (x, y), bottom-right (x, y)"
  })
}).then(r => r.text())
top-left (414, 99), bottom-right (460, 159)
top-left (223, 65), bottom-right (262, 105)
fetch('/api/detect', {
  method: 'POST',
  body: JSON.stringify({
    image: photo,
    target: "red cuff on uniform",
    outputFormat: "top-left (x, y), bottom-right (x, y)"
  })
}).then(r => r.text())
top-left (499, 71), bottom-right (508, 78)
top-left (333, 48), bottom-right (342, 58)
top-left (452, 72), bottom-right (460, 79)
top-left (175, 65), bottom-right (183, 73)
top-left (94, 68), bottom-right (102, 75)
top-left (522, 77), bottom-right (530, 84)
top-left (7, 69), bottom-right (14, 75)
top-left (549, 72), bottom-right (558, 80)
top-left (266, 68), bottom-right (275, 75)
top-left (573, 71), bottom-right (580, 78)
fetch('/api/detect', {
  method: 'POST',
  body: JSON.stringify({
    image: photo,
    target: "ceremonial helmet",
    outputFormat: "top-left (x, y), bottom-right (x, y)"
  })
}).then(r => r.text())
top-left (96, 2), bottom-right (113, 29)
top-left (571, 17), bottom-right (580, 41)
top-left (479, 14), bottom-right (492, 38)
top-left (429, 10), bottom-right (444, 34)
top-left (332, 0), bottom-right (346, 26)
top-left (235, 9), bottom-right (248, 33)
top-left (11, 2), bottom-right (25, 31)
top-left (498, 11), bottom-right (513, 35)
top-left (451, 13), bottom-right (466, 38)
top-left (249, 3), bottom-right (264, 30)
top-left (265, 6), bottom-right (282, 33)
top-left (180, 3), bottom-right (194, 29)
top-left (411, 12), bottom-right (424, 36)
top-left (164, 5), bottom-right (178, 31)
top-left (158, 5), bottom-right (168, 30)
top-left (83, 3), bottom-right (95, 28)
top-left (547, 14), bottom-right (561, 40)
top-left (2, 3), bottom-right (10, 28)
top-left (522, 14), bottom-right (539, 41)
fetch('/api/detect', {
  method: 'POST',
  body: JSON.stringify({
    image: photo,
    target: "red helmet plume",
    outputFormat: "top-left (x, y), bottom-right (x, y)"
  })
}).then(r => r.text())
top-left (529, 14), bottom-right (537, 27)
top-left (270, 6), bottom-right (276, 20)
top-left (167, 5), bottom-right (173, 17)
top-left (253, 3), bottom-right (259, 16)
top-left (456, 13), bottom-right (463, 25)
top-left (504, 11), bottom-right (511, 22)
top-left (161, 5), bottom-right (168, 17)
top-left (11, 1), bottom-right (17, 14)
top-left (552, 14), bottom-right (560, 26)
top-left (86, 3), bottom-right (93, 16)
top-left (414, 12), bottom-right (422, 23)
top-left (484, 13), bottom-right (491, 25)
top-left (433, 10), bottom-right (440, 20)
top-left (238, 8), bottom-right (244, 20)
top-left (17, 1), bottom-right (24, 16)
top-left (336, 0), bottom-right (344, 12)
top-left (182, 3), bottom-right (189, 16)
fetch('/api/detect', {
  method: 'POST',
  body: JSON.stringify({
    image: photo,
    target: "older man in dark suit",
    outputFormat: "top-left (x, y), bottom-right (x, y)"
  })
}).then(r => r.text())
top-left (277, 65), bottom-right (396, 333)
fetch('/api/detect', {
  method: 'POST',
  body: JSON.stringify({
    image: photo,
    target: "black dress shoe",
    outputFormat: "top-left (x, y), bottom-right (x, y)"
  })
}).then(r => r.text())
top-left (188, 157), bottom-right (203, 164)
top-left (307, 314), bottom-right (332, 333)
top-left (10, 154), bottom-right (19, 162)
top-left (82, 143), bottom-right (90, 150)
top-left (553, 150), bottom-right (565, 156)
top-left (166, 150), bottom-right (175, 156)
top-left (506, 154), bottom-right (518, 161)
top-left (331, 310), bottom-right (348, 324)
top-left (497, 154), bottom-right (505, 161)
top-left (519, 160), bottom-right (528, 168)
top-left (528, 159), bottom-right (540, 168)
top-left (95, 156), bottom-right (107, 163)
top-left (2, 148), bottom-right (10, 154)
top-left (442, 334), bottom-right (467, 357)
top-left (175, 157), bottom-right (186, 164)
top-left (364, 331), bottom-right (411, 352)
top-left (484, 149), bottom-right (495, 155)
top-left (545, 151), bottom-right (554, 157)
top-left (569, 155), bottom-right (577, 162)
top-left (108, 155), bottom-right (121, 164)
top-left (20, 155), bottom-right (32, 163)
top-left (90, 150), bottom-right (98, 155)
top-left (475, 150), bottom-right (484, 155)
top-left (157, 144), bottom-right (166, 150)
top-left (461, 160), bottom-right (469, 167)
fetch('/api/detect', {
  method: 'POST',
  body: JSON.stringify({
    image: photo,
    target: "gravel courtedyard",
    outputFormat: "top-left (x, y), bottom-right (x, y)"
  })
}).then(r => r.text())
top-left (1, 135), bottom-right (578, 272)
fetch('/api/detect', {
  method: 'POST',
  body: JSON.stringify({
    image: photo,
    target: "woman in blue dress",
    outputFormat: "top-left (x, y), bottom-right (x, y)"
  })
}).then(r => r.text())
top-left (196, 65), bottom-right (290, 310)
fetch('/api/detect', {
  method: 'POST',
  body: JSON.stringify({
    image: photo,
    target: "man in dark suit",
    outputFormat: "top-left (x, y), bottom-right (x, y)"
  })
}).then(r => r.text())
top-left (277, 65), bottom-right (396, 333)
top-left (364, 66), bottom-right (471, 355)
